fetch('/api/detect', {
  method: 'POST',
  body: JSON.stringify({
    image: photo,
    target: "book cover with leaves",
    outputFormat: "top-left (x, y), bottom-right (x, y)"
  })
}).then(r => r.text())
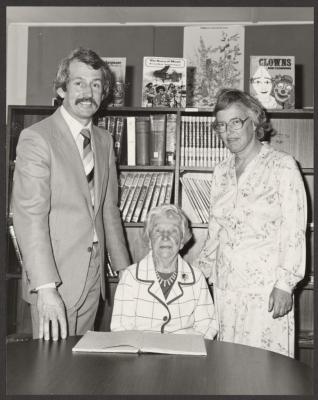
top-left (249, 55), bottom-right (295, 110)
top-left (183, 25), bottom-right (244, 108)
top-left (141, 56), bottom-right (187, 108)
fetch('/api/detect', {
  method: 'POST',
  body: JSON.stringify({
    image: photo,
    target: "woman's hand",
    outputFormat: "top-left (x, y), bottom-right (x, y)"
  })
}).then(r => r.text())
top-left (268, 287), bottom-right (293, 318)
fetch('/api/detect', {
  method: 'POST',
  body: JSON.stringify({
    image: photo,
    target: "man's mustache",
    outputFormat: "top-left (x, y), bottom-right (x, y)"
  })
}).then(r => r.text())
top-left (75, 97), bottom-right (98, 107)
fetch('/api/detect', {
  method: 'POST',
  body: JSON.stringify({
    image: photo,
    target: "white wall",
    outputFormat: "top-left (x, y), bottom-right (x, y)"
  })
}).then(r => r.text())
top-left (7, 24), bottom-right (28, 106)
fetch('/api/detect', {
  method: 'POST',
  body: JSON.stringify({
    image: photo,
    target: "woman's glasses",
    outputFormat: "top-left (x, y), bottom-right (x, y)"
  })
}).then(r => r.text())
top-left (213, 116), bottom-right (250, 134)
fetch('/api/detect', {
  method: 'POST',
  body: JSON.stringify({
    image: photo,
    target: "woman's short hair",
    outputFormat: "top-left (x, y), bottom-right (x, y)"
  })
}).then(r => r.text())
top-left (214, 88), bottom-right (272, 140)
top-left (143, 204), bottom-right (192, 246)
top-left (53, 47), bottom-right (112, 98)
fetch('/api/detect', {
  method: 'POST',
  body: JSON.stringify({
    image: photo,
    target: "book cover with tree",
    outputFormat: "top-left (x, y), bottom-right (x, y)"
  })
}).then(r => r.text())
top-left (183, 26), bottom-right (244, 108)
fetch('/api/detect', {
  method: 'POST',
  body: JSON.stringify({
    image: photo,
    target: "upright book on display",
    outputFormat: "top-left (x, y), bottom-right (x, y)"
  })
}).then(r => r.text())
top-left (102, 57), bottom-right (126, 107)
top-left (249, 56), bottom-right (295, 110)
top-left (141, 56), bottom-right (187, 108)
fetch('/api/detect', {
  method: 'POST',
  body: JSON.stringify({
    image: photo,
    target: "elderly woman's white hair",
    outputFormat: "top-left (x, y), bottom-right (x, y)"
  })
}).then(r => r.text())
top-left (143, 204), bottom-right (192, 246)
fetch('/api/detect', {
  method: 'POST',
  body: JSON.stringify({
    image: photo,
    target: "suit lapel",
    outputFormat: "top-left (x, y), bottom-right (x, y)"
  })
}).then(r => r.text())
top-left (91, 126), bottom-right (106, 215)
top-left (51, 108), bottom-right (94, 218)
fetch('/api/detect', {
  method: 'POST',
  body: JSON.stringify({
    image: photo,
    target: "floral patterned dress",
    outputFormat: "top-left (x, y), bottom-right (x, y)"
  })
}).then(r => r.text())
top-left (196, 143), bottom-right (307, 357)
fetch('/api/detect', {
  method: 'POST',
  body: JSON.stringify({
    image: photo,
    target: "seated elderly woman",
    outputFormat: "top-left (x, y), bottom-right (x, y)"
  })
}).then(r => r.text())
top-left (111, 204), bottom-right (218, 339)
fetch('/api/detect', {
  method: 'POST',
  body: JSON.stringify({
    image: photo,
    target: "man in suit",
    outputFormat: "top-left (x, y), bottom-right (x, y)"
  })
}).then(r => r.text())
top-left (12, 47), bottom-right (130, 340)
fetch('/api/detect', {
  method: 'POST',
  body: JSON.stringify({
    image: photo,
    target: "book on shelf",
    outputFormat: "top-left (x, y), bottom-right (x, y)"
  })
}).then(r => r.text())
top-left (135, 116), bottom-right (150, 166)
top-left (165, 113), bottom-right (177, 165)
top-left (125, 173), bottom-right (145, 222)
top-left (249, 56), bottom-right (295, 110)
top-left (157, 172), bottom-right (169, 207)
top-left (122, 173), bottom-right (140, 221)
top-left (105, 252), bottom-right (118, 278)
top-left (149, 114), bottom-right (166, 166)
top-left (164, 173), bottom-right (174, 204)
top-left (8, 224), bottom-right (23, 268)
top-left (140, 172), bottom-right (158, 223)
top-left (148, 172), bottom-right (164, 212)
top-left (102, 57), bottom-right (126, 107)
top-left (141, 56), bottom-right (187, 108)
top-left (113, 116), bottom-right (126, 163)
top-left (72, 330), bottom-right (207, 356)
top-left (132, 173), bottom-right (153, 223)
top-left (126, 116), bottom-right (136, 166)
top-left (119, 172), bottom-right (134, 212)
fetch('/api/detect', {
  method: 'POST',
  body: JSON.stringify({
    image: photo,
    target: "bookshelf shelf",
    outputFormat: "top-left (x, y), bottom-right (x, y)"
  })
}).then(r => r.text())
top-left (119, 165), bottom-right (175, 171)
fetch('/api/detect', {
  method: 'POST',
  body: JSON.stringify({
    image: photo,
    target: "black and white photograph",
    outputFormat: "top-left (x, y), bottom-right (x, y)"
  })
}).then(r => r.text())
top-left (3, 3), bottom-right (315, 397)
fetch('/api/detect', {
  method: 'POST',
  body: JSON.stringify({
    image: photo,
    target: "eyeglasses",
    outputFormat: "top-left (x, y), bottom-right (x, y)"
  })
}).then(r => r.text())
top-left (213, 117), bottom-right (250, 134)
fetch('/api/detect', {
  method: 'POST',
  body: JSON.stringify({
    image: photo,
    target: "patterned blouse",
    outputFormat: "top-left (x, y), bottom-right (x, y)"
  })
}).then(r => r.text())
top-left (197, 143), bottom-right (307, 294)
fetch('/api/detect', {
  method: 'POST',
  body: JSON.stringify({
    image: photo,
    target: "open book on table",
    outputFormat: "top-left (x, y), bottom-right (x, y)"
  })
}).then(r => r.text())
top-left (72, 330), bottom-right (207, 356)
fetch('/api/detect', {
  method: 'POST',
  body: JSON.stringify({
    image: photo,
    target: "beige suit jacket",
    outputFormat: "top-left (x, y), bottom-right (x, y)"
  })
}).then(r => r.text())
top-left (12, 108), bottom-right (130, 309)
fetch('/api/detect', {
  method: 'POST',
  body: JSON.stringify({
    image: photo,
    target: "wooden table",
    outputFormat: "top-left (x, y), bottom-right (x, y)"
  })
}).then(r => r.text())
top-left (6, 336), bottom-right (313, 395)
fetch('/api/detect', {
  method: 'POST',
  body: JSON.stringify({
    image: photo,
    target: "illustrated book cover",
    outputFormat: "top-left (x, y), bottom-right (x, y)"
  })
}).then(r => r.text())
top-left (141, 56), bottom-right (187, 108)
top-left (249, 55), bottom-right (295, 110)
top-left (72, 330), bottom-right (207, 356)
top-left (102, 57), bottom-right (126, 107)
top-left (183, 25), bottom-right (245, 108)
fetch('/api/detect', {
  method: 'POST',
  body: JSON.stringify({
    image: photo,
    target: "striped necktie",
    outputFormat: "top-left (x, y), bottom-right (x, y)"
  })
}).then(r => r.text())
top-left (80, 128), bottom-right (95, 206)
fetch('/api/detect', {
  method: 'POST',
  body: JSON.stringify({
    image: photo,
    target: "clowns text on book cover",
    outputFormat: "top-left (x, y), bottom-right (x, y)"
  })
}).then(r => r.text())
top-left (183, 25), bottom-right (245, 109)
top-left (249, 56), bottom-right (295, 110)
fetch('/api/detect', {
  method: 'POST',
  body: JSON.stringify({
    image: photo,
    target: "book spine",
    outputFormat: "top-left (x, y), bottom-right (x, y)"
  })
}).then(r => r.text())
top-left (9, 224), bottom-right (23, 267)
top-left (140, 172), bottom-right (158, 222)
top-left (126, 117), bottom-right (136, 166)
top-left (119, 172), bottom-right (133, 212)
top-left (164, 172), bottom-right (174, 204)
top-left (135, 116), bottom-right (150, 166)
top-left (149, 114), bottom-right (166, 166)
top-left (157, 173), bottom-right (169, 206)
top-left (149, 172), bottom-right (164, 211)
top-left (132, 173), bottom-right (152, 222)
top-left (165, 113), bottom-right (177, 166)
top-left (188, 116), bottom-right (193, 167)
top-left (114, 116), bottom-right (125, 163)
top-left (125, 173), bottom-right (145, 222)
top-left (122, 173), bottom-right (140, 220)
top-left (180, 116), bottom-right (185, 167)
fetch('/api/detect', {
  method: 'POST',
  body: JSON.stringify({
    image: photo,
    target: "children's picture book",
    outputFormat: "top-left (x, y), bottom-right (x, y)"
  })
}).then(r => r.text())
top-left (141, 56), bottom-right (187, 108)
top-left (183, 26), bottom-right (245, 108)
top-left (102, 57), bottom-right (126, 107)
top-left (72, 330), bottom-right (207, 356)
top-left (249, 56), bottom-right (295, 110)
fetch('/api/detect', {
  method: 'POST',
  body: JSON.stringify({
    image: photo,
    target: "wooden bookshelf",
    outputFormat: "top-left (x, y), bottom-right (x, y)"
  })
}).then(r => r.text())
top-left (6, 105), bottom-right (314, 366)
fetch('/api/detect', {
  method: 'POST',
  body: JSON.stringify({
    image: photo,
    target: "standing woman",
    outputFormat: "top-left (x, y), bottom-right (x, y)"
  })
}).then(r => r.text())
top-left (196, 88), bottom-right (307, 357)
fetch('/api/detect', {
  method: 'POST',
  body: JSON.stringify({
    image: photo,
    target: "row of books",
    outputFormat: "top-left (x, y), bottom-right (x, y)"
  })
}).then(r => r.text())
top-left (180, 174), bottom-right (211, 223)
top-left (119, 171), bottom-right (174, 223)
top-left (98, 114), bottom-right (177, 166)
top-left (180, 116), bottom-right (231, 168)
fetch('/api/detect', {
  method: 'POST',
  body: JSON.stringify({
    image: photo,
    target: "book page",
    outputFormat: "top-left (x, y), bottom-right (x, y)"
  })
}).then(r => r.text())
top-left (141, 332), bottom-right (207, 356)
top-left (72, 330), bottom-right (143, 353)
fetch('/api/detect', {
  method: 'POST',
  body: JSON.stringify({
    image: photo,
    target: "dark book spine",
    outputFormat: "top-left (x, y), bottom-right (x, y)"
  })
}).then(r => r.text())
top-left (165, 113), bottom-right (177, 166)
top-left (149, 114), bottom-right (166, 166)
top-left (135, 116), bottom-right (150, 165)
